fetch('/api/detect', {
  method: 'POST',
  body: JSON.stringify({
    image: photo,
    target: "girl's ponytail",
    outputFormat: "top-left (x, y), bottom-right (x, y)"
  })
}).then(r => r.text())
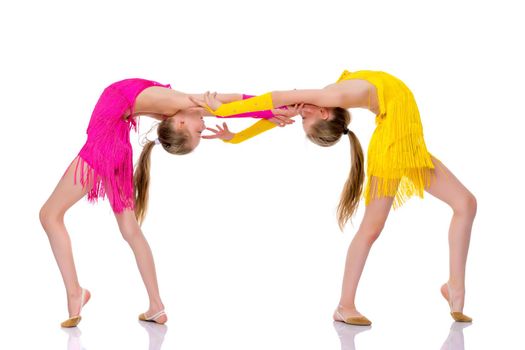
top-left (134, 141), bottom-right (155, 225)
top-left (307, 107), bottom-right (365, 229)
top-left (336, 130), bottom-right (364, 229)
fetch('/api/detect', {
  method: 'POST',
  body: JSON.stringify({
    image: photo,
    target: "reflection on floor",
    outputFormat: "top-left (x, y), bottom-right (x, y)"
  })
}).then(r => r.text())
top-left (333, 320), bottom-right (472, 350)
top-left (61, 321), bottom-right (168, 350)
top-left (440, 322), bottom-right (472, 350)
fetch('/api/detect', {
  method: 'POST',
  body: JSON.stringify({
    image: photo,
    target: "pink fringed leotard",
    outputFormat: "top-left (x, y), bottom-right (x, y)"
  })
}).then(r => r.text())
top-left (73, 78), bottom-right (171, 213)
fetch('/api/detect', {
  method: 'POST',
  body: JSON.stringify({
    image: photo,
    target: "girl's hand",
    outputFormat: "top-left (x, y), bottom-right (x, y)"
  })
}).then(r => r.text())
top-left (201, 122), bottom-right (234, 141)
top-left (268, 104), bottom-right (302, 127)
top-left (189, 91), bottom-right (223, 113)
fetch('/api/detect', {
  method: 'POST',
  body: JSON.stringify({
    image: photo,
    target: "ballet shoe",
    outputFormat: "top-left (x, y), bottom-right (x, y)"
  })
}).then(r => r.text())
top-left (450, 311), bottom-right (472, 323)
top-left (139, 309), bottom-right (167, 324)
top-left (334, 306), bottom-right (372, 326)
top-left (441, 283), bottom-right (472, 323)
top-left (61, 288), bottom-right (90, 328)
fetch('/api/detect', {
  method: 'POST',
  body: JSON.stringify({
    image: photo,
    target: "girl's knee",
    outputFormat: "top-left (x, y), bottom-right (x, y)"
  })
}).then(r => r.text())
top-left (117, 221), bottom-right (141, 242)
top-left (357, 222), bottom-right (385, 244)
top-left (453, 192), bottom-right (477, 217)
top-left (39, 204), bottom-right (64, 231)
top-left (114, 210), bottom-right (142, 242)
top-left (120, 228), bottom-right (141, 242)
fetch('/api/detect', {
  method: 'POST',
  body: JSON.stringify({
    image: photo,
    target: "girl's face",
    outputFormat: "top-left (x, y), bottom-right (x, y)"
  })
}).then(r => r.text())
top-left (172, 108), bottom-right (206, 149)
top-left (301, 104), bottom-right (330, 133)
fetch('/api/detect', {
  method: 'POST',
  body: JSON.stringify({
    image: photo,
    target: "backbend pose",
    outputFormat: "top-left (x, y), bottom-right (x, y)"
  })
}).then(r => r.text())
top-left (39, 78), bottom-right (287, 327)
top-left (194, 70), bottom-right (477, 326)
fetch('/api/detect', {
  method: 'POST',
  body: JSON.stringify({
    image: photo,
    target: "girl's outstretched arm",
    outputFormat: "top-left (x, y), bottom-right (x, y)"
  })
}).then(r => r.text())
top-left (187, 93), bottom-right (243, 104)
top-left (191, 86), bottom-right (345, 117)
top-left (273, 80), bottom-right (372, 108)
top-left (271, 87), bottom-right (344, 108)
top-left (201, 104), bottom-right (300, 143)
top-left (134, 89), bottom-right (245, 116)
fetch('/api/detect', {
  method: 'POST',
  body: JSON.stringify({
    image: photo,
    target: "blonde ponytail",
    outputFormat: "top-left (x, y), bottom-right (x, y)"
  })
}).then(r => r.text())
top-left (306, 107), bottom-right (365, 229)
top-left (133, 117), bottom-right (194, 225)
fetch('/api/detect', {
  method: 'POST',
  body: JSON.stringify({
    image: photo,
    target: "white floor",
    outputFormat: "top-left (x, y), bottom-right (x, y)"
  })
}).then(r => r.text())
top-left (1, 292), bottom-right (520, 350)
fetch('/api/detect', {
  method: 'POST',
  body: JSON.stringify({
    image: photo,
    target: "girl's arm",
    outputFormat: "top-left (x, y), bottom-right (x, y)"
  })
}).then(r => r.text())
top-left (202, 120), bottom-right (277, 144)
top-left (134, 89), bottom-right (245, 116)
top-left (272, 80), bottom-right (370, 108)
top-left (187, 93), bottom-right (243, 104)
top-left (197, 93), bottom-right (293, 120)
top-left (271, 86), bottom-right (345, 108)
top-left (201, 100), bottom-right (299, 143)
top-left (225, 120), bottom-right (277, 144)
top-left (214, 94), bottom-right (288, 119)
top-left (192, 86), bottom-right (346, 117)
top-left (212, 94), bottom-right (275, 119)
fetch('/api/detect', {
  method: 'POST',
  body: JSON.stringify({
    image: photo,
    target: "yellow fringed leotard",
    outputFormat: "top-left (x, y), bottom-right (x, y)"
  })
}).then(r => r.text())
top-left (337, 70), bottom-right (437, 208)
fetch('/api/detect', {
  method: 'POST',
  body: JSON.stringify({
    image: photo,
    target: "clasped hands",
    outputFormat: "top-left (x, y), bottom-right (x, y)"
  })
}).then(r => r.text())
top-left (190, 92), bottom-right (303, 141)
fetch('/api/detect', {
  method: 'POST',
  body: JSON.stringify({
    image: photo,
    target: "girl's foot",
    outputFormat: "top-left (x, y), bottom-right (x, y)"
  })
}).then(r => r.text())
top-left (333, 305), bottom-right (372, 326)
top-left (440, 283), bottom-right (472, 322)
top-left (61, 288), bottom-right (91, 328)
top-left (139, 306), bottom-right (167, 324)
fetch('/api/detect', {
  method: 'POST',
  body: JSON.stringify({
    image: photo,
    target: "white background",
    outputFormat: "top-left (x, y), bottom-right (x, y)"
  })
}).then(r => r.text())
top-left (1, 0), bottom-right (524, 349)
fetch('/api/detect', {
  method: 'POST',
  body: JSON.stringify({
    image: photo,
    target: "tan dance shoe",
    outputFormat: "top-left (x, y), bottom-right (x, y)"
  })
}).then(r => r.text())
top-left (441, 283), bottom-right (472, 323)
top-left (334, 306), bottom-right (372, 326)
top-left (139, 309), bottom-right (167, 324)
top-left (61, 288), bottom-right (90, 328)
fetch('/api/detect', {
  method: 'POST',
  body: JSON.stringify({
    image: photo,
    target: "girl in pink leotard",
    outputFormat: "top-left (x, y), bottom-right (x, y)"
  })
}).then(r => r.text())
top-left (39, 78), bottom-right (283, 328)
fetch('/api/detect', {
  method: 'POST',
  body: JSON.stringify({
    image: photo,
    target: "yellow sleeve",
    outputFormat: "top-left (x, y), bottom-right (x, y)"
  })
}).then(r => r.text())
top-left (223, 119), bottom-right (277, 144)
top-left (210, 93), bottom-right (274, 116)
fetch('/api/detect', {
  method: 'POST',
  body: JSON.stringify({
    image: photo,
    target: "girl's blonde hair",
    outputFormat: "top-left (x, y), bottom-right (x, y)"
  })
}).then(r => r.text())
top-left (306, 107), bottom-right (365, 230)
top-left (134, 117), bottom-right (194, 225)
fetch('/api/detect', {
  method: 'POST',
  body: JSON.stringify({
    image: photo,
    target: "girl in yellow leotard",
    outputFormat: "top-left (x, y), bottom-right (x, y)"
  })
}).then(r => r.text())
top-left (194, 70), bottom-right (476, 326)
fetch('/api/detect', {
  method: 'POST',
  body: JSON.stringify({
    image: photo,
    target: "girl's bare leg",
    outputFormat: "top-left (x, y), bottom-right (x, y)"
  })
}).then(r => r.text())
top-left (335, 183), bottom-right (395, 320)
top-left (425, 156), bottom-right (476, 313)
top-left (114, 210), bottom-right (167, 323)
top-left (39, 157), bottom-right (92, 318)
